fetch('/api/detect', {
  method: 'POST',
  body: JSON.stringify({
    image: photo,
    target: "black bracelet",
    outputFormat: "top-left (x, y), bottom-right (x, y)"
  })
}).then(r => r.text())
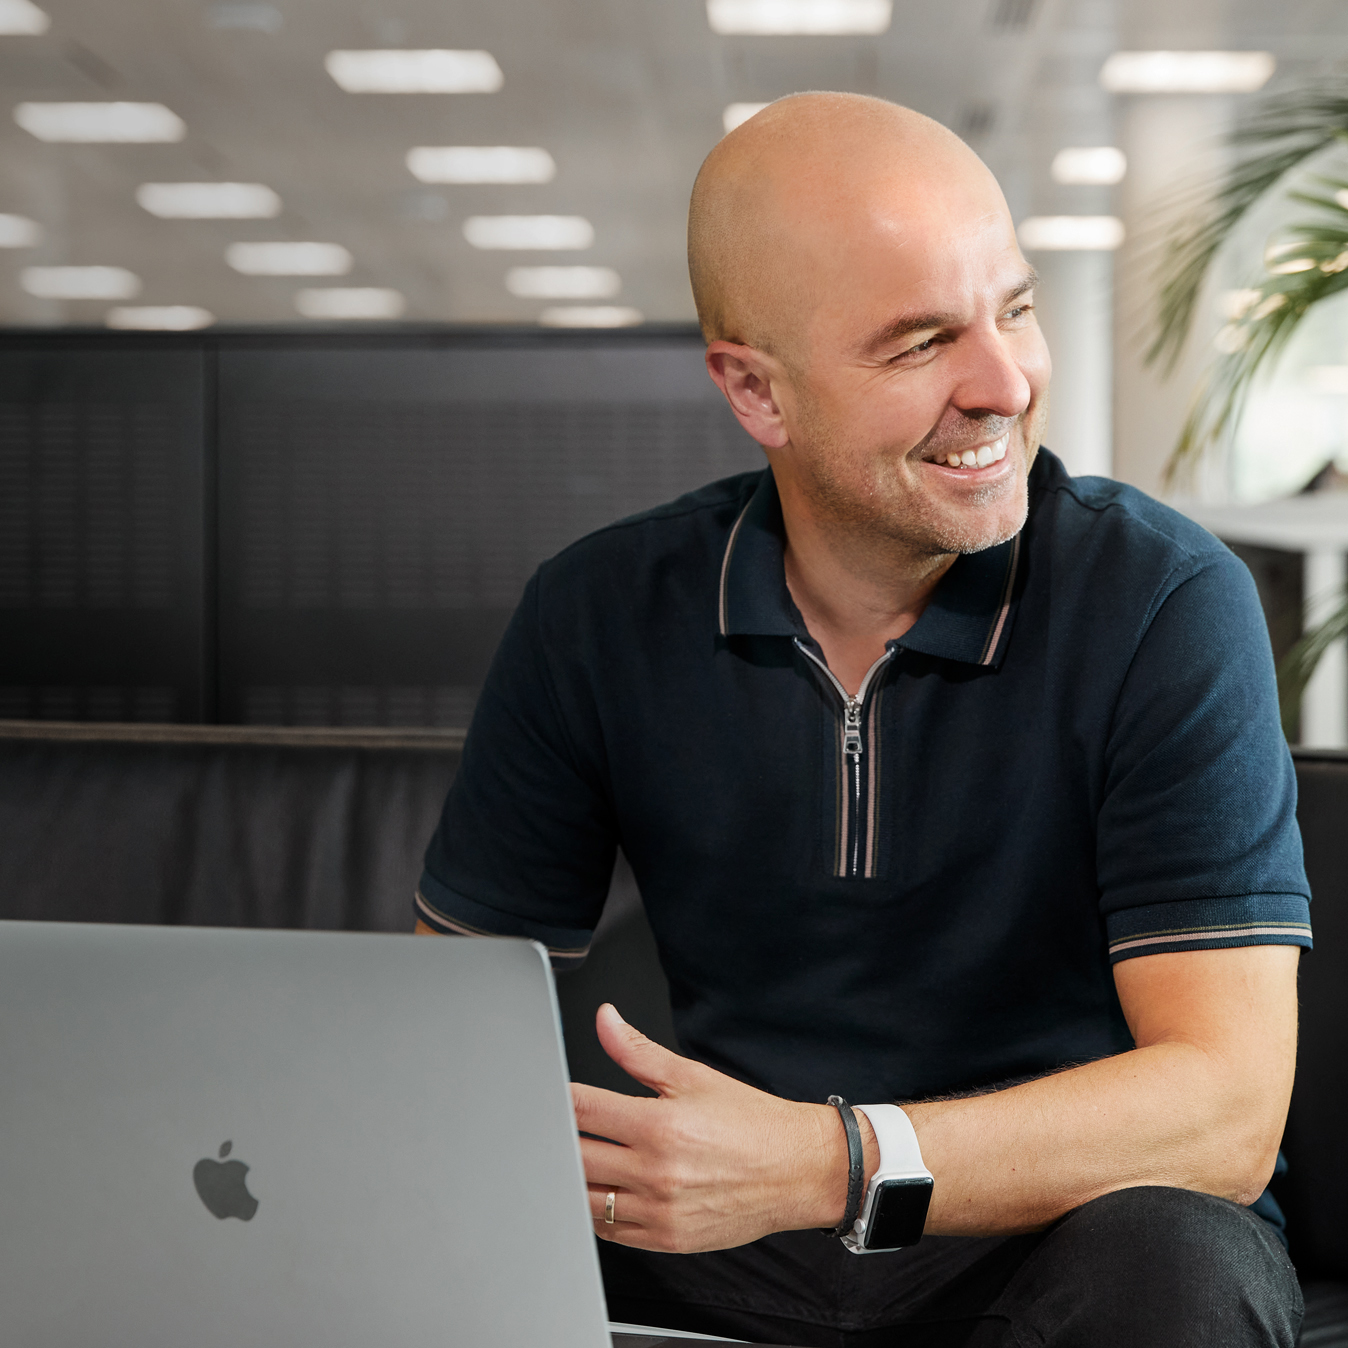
top-left (821, 1095), bottom-right (865, 1239)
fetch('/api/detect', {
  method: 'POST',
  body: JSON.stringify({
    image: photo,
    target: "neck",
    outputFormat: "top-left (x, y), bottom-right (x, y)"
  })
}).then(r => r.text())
top-left (778, 479), bottom-right (954, 697)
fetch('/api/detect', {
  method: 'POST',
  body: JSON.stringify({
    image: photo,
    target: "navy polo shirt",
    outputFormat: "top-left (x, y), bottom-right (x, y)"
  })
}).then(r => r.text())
top-left (419, 449), bottom-right (1311, 1108)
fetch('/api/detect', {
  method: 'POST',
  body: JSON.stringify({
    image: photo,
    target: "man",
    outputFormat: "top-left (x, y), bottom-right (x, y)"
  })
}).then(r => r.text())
top-left (416, 94), bottom-right (1310, 1346)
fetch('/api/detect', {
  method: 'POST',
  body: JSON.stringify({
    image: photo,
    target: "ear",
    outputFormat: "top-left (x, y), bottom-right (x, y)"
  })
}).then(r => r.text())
top-left (705, 341), bottom-right (791, 450)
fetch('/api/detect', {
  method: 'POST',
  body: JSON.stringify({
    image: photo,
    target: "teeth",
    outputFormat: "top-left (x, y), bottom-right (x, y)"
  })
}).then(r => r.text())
top-left (939, 433), bottom-right (1011, 469)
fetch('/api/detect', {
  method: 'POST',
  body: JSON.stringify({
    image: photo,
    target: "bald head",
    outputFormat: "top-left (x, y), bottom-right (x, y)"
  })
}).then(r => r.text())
top-left (688, 93), bottom-right (1008, 358)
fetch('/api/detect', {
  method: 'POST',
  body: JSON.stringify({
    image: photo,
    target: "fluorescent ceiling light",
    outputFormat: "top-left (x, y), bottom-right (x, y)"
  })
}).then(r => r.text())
top-left (723, 102), bottom-right (770, 133)
top-left (1099, 51), bottom-right (1274, 94)
top-left (0, 214), bottom-right (42, 247)
top-left (324, 49), bottom-right (503, 93)
top-left (106, 305), bottom-right (215, 330)
top-left (707, 0), bottom-right (891, 35)
top-left (226, 241), bottom-right (352, 275)
top-left (21, 266), bottom-right (140, 300)
top-left (0, 0), bottom-right (49, 35)
top-left (406, 146), bottom-right (555, 184)
top-left (207, 2), bottom-right (282, 32)
top-left (15, 102), bottom-right (186, 143)
top-left (463, 215), bottom-right (594, 250)
top-left (539, 306), bottom-right (643, 328)
top-left (1051, 147), bottom-right (1126, 185)
top-left (506, 266), bottom-right (620, 299)
top-left (295, 287), bottom-right (406, 320)
top-left (1017, 216), bottom-right (1125, 251)
top-left (137, 182), bottom-right (281, 219)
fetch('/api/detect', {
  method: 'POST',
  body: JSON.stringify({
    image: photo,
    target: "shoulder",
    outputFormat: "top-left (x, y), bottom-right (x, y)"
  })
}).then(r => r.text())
top-left (536, 469), bottom-right (761, 588)
top-left (1028, 450), bottom-right (1248, 611)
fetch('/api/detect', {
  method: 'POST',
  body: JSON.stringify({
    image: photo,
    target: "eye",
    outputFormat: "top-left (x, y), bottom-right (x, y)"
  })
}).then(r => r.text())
top-left (1004, 303), bottom-right (1034, 321)
top-left (893, 336), bottom-right (938, 361)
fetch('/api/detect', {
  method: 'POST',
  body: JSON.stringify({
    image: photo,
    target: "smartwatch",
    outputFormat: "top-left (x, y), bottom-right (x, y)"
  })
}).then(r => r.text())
top-left (842, 1104), bottom-right (934, 1253)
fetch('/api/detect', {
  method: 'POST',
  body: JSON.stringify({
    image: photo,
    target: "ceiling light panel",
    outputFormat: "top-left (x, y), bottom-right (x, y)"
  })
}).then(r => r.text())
top-left (0, 0), bottom-right (48, 35)
top-left (723, 103), bottom-right (770, 133)
top-left (325, 50), bottom-right (503, 94)
top-left (0, 214), bottom-right (42, 247)
top-left (14, 102), bottom-right (186, 143)
top-left (463, 216), bottom-right (594, 250)
top-left (106, 305), bottom-right (214, 330)
top-left (506, 266), bottom-right (620, 299)
top-left (21, 266), bottom-right (141, 299)
top-left (1099, 51), bottom-right (1275, 94)
top-left (137, 182), bottom-right (281, 219)
top-left (539, 306), bottom-right (644, 328)
top-left (1018, 216), bottom-right (1125, 251)
top-left (296, 288), bottom-right (406, 319)
top-left (707, 0), bottom-right (892, 36)
top-left (407, 146), bottom-right (555, 184)
top-left (1051, 147), bottom-right (1126, 185)
top-left (226, 241), bottom-right (352, 275)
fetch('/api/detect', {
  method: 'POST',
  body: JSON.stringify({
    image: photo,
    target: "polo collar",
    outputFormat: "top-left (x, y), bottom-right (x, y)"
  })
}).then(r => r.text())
top-left (716, 468), bottom-right (1023, 669)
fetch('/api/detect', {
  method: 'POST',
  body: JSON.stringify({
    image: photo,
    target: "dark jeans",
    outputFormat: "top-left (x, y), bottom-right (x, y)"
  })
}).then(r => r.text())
top-left (601, 1187), bottom-right (1303, 1347)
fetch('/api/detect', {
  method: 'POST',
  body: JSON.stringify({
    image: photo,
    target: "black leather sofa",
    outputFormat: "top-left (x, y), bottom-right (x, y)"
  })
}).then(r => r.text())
top-left (0, 720), bottom-right (1343, 1343)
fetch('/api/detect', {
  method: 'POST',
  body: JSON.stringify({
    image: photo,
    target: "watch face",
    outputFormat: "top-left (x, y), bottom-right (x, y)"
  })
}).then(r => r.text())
top-left (867, 1177), bottom-right (933, 1249)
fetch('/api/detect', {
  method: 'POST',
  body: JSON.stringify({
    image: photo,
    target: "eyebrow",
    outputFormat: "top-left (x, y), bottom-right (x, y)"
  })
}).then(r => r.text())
top-left (859, 269), bottom-right (1040, 355)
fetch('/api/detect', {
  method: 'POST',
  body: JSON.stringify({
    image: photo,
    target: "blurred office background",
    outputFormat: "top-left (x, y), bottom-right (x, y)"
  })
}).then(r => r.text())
top-left (2, 0), bottom-right (1348, 735)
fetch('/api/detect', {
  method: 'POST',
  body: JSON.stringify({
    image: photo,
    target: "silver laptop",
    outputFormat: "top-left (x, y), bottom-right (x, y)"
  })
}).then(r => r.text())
top-left (0, 920), bottom-right (640, 1348)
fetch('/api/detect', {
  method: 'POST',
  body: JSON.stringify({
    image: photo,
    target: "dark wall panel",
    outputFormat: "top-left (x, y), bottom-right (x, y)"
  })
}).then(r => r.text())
top-left (217, 340), bottom-right (761, 726)
top-left (0, 345), bottom-right (208, 721)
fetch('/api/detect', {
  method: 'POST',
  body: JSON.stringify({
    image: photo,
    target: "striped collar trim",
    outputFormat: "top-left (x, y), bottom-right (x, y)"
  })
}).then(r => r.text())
top-left (717, 469), bottom-right (1026, 668)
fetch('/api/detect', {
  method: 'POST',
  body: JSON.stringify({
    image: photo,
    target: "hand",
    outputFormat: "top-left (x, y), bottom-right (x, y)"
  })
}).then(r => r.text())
top-left (570, 1003), bottom-right (877, 1253)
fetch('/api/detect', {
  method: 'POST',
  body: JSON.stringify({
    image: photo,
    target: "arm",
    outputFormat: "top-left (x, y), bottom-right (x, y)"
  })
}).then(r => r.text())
top-left (573, 942), bottom-right (1298, 1252)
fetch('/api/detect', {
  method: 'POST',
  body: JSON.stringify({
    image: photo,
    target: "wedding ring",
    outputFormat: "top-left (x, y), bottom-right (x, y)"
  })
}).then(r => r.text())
top-left (604, 1190), bottom-right (617, 1225)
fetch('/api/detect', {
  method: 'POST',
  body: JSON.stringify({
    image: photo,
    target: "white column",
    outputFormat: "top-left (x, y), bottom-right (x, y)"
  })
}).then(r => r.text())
top-left (1033, 250), bottom-right (1114, 478)
top-left (1300, 547), bottom-right (1347, 748)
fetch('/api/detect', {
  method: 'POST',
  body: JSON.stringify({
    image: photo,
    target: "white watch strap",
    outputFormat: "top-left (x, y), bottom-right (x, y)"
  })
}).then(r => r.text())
top-left (853, 1103), bottom-right (929, 1178)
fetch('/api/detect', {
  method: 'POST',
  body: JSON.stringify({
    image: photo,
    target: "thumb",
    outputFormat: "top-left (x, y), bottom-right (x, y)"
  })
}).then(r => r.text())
top-left (595, 1003), bottom-right (696, 1098)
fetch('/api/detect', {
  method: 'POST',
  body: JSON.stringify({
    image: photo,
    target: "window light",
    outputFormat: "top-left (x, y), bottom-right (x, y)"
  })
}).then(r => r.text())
top-left (1050, 147), bottom-right (1126, 186)
top-left (226, 242), bottom-right (352, 275)
top-left (137, 183), bottom-right (281, 219)
top-left (506, 266), bottom-right (620, 300)
top-left (21, 266), bottom-right (140, 300)
top-left (406, 147), bottom-right (555, 184)
top-left (539, 306), bottom-right (643, 328)
top-left (463, 216), bottom-right (594, 250)
top-left (0, 0), bottom-right (49, 35)
top-left (15, 102), bottom-right (186, 143)
top-left (1309, 367), bottom-right (1348, 396)
top-left (707, 0), bottom-right (891, 35)
top-left (1017, 216), bottom-right (1125, 251)
top-left (106, 305), bottom-right (215, 330)
top-left (1099, 51), bottom-right (1274, 94)
top-left (324, 50), bottom-right (503, 94)
top-left (0, 214), bottom-right (41, 247)
top-left (723, 103), bottom-right (770, 134)
top-left (295, 288), bottom-right (406, 320)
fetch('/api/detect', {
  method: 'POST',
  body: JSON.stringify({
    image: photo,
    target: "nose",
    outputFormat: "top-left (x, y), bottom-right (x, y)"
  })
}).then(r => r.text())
top-left (948, 322), bottom-right (1034, 421)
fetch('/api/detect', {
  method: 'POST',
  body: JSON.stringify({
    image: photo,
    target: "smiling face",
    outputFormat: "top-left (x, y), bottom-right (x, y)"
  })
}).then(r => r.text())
top-left (692, 95), bottom-right (1051, 562)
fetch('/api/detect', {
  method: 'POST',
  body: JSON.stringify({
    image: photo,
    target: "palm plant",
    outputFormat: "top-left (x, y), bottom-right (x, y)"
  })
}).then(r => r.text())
top-left (1146, 88), bottom-right (1348, 732)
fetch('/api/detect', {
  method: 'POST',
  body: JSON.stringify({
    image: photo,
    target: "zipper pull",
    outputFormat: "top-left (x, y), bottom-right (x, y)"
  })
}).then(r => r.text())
top-left (843, 699), bottom-right (863, 757)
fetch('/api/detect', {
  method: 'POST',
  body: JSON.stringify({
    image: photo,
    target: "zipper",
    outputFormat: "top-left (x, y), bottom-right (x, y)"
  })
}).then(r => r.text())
top-left (793, 639), bottom-right (894, 878)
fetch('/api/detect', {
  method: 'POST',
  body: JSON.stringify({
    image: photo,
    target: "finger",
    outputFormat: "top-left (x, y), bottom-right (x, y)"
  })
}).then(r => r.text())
top-left (570, 1080), bottom-right (656, 1146)
top-left (586, 1185), bottom-right (650, 1228)
top-left (595, 1003), bottom-right (702, 1098)
top-left (578, 1135), bottom-right (646, 1191)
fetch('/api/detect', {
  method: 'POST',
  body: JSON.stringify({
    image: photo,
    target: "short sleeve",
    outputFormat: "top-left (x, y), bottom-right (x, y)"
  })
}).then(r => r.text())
top-left (417, 571), bottom-right (618, 967)
top-left (1096, 549), bottom-right (1312, 963)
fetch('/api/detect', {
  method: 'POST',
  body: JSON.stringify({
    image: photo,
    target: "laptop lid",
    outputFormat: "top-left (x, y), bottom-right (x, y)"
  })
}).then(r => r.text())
top-left (0, 920), bottom-right (611, 1348)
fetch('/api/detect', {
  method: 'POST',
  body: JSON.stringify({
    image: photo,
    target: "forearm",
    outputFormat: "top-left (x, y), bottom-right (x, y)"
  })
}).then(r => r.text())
top-left (905, 1040), bottom-right (1283, 1237)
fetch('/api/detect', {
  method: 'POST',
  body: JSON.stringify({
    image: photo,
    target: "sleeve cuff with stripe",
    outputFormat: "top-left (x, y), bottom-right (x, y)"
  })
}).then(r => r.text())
top-left (414, 869), bottom-right (593, 970)
top-left (1105, 893), bottom-right (1312, 964)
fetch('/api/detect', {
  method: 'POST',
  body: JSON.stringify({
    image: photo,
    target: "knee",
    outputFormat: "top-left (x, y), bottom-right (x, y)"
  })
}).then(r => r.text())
top-left (1005, 1187), bottom-right (1302, 1348)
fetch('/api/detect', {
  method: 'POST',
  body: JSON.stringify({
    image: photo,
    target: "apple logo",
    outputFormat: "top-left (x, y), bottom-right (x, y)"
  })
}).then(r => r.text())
top-left (192, 1140), bottom-right (259, 1221)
